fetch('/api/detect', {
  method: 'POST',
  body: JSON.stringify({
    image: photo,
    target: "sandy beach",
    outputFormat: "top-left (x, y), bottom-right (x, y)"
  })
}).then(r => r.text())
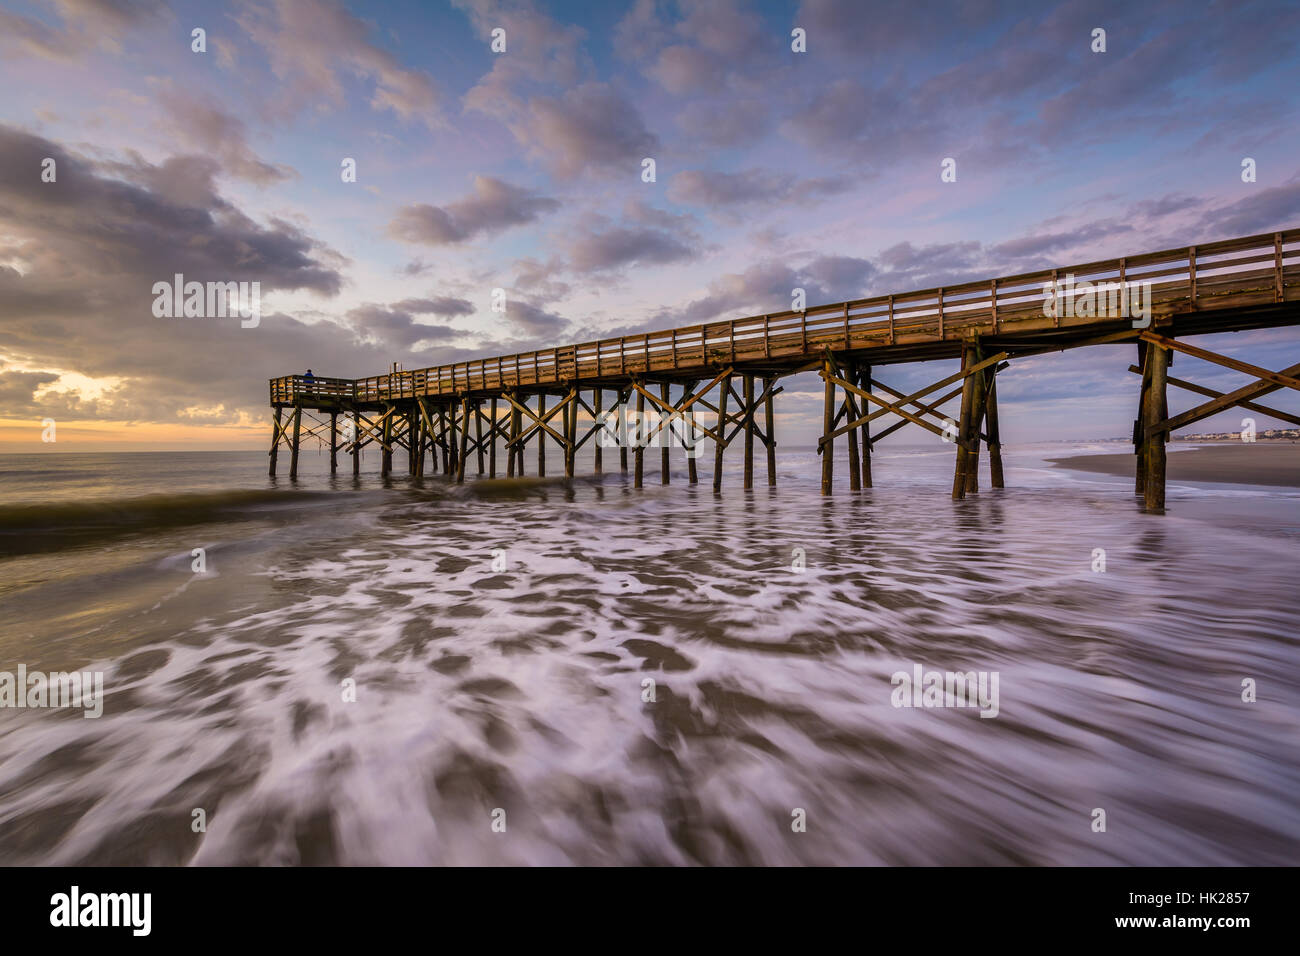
top-left (1048, 442), bottom-right (1300, 487)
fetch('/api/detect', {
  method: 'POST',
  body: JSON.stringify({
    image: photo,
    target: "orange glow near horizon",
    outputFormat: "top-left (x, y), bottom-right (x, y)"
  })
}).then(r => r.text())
top-left (0, 417), bottom-right (268, 452)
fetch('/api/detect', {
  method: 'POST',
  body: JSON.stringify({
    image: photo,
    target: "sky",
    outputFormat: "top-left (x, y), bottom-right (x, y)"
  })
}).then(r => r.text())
top-left (1, 0), bottom-right (1299, 452)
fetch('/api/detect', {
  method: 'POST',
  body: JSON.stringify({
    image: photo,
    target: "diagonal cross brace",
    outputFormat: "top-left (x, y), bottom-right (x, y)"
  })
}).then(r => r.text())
top-left (819, 351), bottom-right (1009, 447)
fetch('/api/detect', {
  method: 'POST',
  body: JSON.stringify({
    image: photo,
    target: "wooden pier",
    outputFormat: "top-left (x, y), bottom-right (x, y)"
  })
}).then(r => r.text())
top-left (270, 229), bottom-right (1300, 510)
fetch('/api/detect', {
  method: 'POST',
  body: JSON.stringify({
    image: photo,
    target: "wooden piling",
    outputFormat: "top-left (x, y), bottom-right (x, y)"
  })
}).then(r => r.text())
top-left (457, 397), bottom-right (469, 483)
top-left (269, 407), bottom-right (282, 476)
top-left (661, 382), bottom-right (671, 485)
top-left (1135, 341), bottom-right (1151, 496)
top-left (634, 385), bottom-right (645, 489)
top-left (381, 406), bottom-right (392, 477)
top-left (423, 403), bottom-right (433, 477)
top-left (489, 397), bottom-right (498, 478)
top-left (1143, 341), bottom-right (1170, 512)
top-left (820, 360), bottom-right (834, 496)
top-left (352, 409), bottom-right (360, 477)
top-left (743, 375), bottom-right (755, 490)
top-left (329, 411), bottom-right (338, 474)
top-left (619, 388), bottom-right (629, 472)
top-left (713, 373), bottom-right (731, 493)
top-left (414, 404), bottom-right (425, 478)
top-left (859, 364), bottom-right (872, 488)
top-left (985, 366), bottom-right (1004, 489)
top-left (686, 380), bottom-right (699, 486)
top-left (845, 363), bottom-right (861, 492)
top-left (951, 347), bottom-right (976, 500)
top-left (565, 386), bottom-right (577, 478)
top-left (965, 349), bottom-right (986, 495)
top-left (537, 393), bottom-right (546, 477)
top-left (475, 401), bottom-right (485, 475)
top-left (593, 389), bottom-right (603, 474)
top-left (438, 405), bottom-right (449, 475)
top-left (408, 406), bottom-right (418, 476)
top-left (289, 405), bottom-right (302, 479)
top-left (764, 375), bottom-right (776, 486)
top-left (507, 392), bottom-right (520, 477)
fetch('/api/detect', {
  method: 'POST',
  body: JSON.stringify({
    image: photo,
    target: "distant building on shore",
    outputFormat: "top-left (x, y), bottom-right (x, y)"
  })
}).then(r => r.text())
top-left (1174, 428), bottom-right (1299, 442)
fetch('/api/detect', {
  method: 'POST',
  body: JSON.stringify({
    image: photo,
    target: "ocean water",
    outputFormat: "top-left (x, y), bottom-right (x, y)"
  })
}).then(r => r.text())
top-left (0, 443), bottom-right (1297, 865)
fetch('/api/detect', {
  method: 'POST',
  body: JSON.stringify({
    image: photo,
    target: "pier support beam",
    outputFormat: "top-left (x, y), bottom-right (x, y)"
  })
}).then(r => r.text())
top-left (489, 397), bottom-right (498, 478)
top-left (289, 405), bottom-right (302, 479)
top-left (329, 411), bottom-right (338, 474)
top-left (352, 410), bottom-right (360, 477)
top-left (859, 364), bottom-right (872, 487)
top-left (1134, 333), bottom-right (1300, 512)
top-left (821, 359), bottom-right (835, 496)
top-left (457, 398), bottom-right (470, 483)
top-left (634, 385), bottom-right (645, 489)
top-left (985, 364), bottom-right (1005, 489)
top-left (686, 381), bottom-right (700, 486)
top-left (593, 389), bottom-right (603, 474)
top-left (381, 405), bottom-right (393, 477)
top-left (624, 385), bottom-right (634, 476)
top-left (507, 392), bottom-right (521, 477)
top-left (713, 372), bottom-right (731, 493)
top-left (952, 346), bottom-right (977, 500)
top-left (414, 400), bottom-right (428, 478)
top-left (965, 346), bottom-right (987, 496)
top-left (269, 407), bottom-right (283, 476)
top-left (475, 401), bottom-right (485, 476)
top-left (764, 375), bottom-right (777, 486)
top-left (408, 406), bottom-right (418, 476)
top-left (1134, 341), bottom-right (1152, 496)
top-left (661, 383), bottom-right (671, 484)
top-left (537, 393), bottom-right (546, 477)
top-left (743, 375), bottom-right (755, 490)
top-left (1141, 340), bottom-right (1170, 512)
top-left (844, 362), bottom-right (861, 492)
top-left (565, 385), bottom-right (578, 478)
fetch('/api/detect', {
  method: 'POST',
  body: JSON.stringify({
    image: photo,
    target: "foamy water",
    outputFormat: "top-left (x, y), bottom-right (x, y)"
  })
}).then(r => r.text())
top-left (1, 446), bottom-right (1297, 864)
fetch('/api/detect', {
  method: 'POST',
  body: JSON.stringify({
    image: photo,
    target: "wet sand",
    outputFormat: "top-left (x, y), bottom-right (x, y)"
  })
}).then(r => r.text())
top-left (1049, 443), bottom-right (1300, 487)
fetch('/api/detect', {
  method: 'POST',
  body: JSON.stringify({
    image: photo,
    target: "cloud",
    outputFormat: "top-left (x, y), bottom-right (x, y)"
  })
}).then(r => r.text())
top-left (650, 44), bottom-right (724, 94)
top-left (0, 369), bottom-right (62, 415)
top-left (501, 300), bottom-right (569, 341)
top-left (0, 0), bottom-right (170, 61)
top-left (510, 258), bottom-right (571, 305)
top-left (565, 226), bottom-right (695, 274)
top-left (990, 220), bottom-right (1135, 261)
top-left (675, 99), bottom-right (770, 149)
top-left (801, 255), bottom-right (875, 300)
top-left (668, 168), bottom-right (847, 207)
top-left (0, 124), bottom-right (357, 423)
top-left (53, 0), bottom-right (170, 32)
top-left (456, 3), bottom-right (655, 178)
top-left (387, 176), bottom-right (560, 246)
top-left (613, 0), bottom-right (672, 62)
top-left (155, 88), bottom-right (296, 185)
top-left (511, 83), bottom-right (658, 179)
top-left (346, 304), bottom-right (460, 350)
top-left (390, 297), bottom-right (475, 318)
top-left (1200, 174), bottom-right (1300, 237)
top-left (457, 0), bottom-right (587, 110)
top-left (0, 126), bottom-right (341, 294)
top-left (236, 0), bottom-right (442, 124)
top-left (655, 260), bottom-right (801, 326)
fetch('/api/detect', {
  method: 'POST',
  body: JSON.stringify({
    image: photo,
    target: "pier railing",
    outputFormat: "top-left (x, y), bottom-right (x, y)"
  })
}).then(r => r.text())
top-left (269, 375), bottom-right (356, 404)
top-left (271, 228), bottom-right (1299, 405)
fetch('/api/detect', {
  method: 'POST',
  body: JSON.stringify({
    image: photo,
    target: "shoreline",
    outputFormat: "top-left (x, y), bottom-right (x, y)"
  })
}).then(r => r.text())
top-left (1047, 443), bottom-right (1300, 488)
